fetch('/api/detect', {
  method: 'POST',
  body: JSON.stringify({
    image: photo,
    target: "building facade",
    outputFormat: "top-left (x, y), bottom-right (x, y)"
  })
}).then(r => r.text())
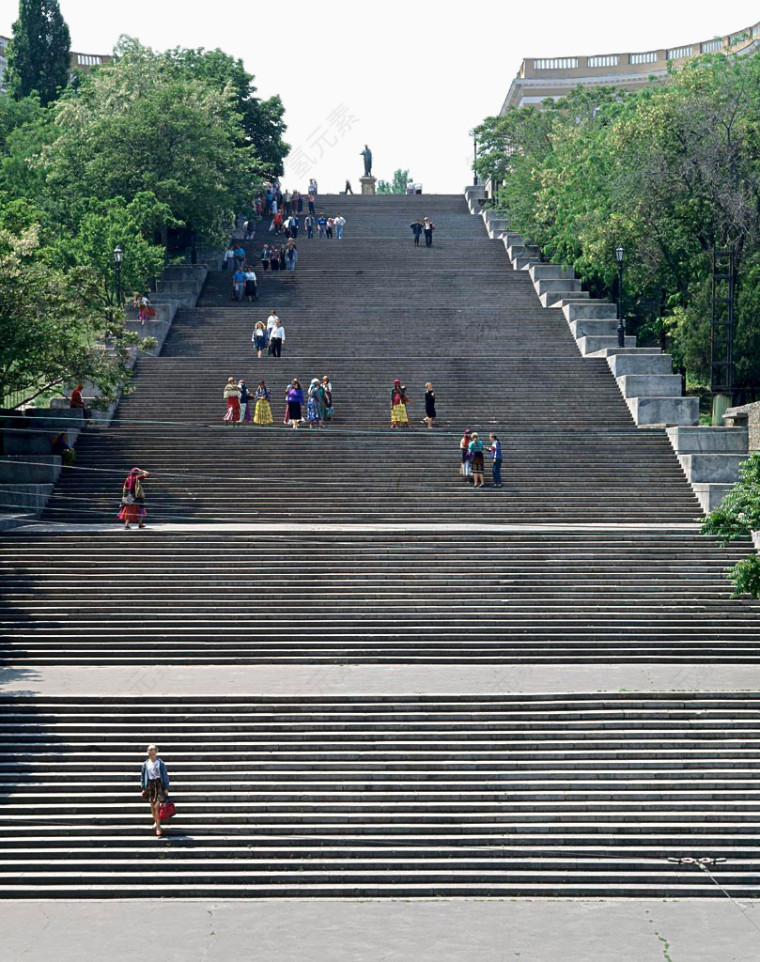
top-left (0, 37), bottom-right (111, 94)
top-left (500, 21), bottom-right (760, 113)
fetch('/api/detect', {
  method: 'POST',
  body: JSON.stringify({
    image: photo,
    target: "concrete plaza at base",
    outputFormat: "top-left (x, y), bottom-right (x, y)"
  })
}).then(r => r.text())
top-left (0, 898), bottom-right (758, 962)
top-left (3, 663), bottom-right (760, 696)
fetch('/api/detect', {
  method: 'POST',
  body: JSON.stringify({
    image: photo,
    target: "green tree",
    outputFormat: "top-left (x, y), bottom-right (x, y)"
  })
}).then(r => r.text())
top-left (6, 0), bottom-right (71, 106)
top-left (45, 38), bottom-right (259, 246)
top-left (53, 192), bottom-right (178, 305)
top-left (163, 46), bottom-right (289, 176)
top-left (377, 169), bottom-right (410, 194)
top-left (474, 52), bottom-right (760, 392)
top-left (0, 226), bottom-right (148, 408)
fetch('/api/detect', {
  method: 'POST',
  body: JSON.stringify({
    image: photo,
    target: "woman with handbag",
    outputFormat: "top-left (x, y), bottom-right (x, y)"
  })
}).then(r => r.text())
top-left (141, 744), bottom-right (171, 838)
top-left (118, 467), bottom-right (149, 529)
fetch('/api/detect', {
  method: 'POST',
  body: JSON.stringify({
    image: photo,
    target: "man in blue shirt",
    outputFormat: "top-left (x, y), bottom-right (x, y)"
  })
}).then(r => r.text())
top-left (489, 434), bottom-right (503, 487)
top-left (232, 268), bottom-right (247, 301)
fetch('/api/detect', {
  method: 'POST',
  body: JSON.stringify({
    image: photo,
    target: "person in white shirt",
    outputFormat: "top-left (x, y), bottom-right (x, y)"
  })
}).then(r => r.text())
top-left (266, 311), bottom-right (279, 335)
top-left (334, 214), bottom-right (346, 240)
top-left (244, 268), bottom-right (257, 302)
top-left (223, 246), bottom-right (235, 271)
top-left (268, 322), bottom-right (286, 357)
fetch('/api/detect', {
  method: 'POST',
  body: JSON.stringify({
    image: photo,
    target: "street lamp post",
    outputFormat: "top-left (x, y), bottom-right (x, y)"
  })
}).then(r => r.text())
top-left (615, 246), bottom-right (625, 348)
top-left (113, 246), bottom-right (123, 306)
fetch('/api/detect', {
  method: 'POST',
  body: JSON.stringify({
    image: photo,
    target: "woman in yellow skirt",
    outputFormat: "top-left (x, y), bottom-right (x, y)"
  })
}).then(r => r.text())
top-left (254, 380), bottom-right (273, 425)
top-left (391, 379), bottom-right (410, 429)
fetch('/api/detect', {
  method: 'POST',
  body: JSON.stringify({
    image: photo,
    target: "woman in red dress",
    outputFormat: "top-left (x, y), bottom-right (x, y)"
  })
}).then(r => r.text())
top-left (223, 377), bottom-right (241, 424)
top-left (118, 467), bottom-right (149, 529)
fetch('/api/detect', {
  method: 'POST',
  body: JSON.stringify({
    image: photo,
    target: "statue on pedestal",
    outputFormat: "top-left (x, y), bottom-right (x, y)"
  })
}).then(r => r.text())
top-left (360, 145), bottom-right (373, 177)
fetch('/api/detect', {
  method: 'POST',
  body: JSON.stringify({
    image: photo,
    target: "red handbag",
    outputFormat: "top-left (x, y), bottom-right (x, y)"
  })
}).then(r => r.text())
top-left (158, 797), bottom-right (176, 820)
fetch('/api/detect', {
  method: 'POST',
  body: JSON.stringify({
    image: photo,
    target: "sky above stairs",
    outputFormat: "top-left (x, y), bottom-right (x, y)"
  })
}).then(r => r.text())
top-left (2, 1), bottom-right (757, 192)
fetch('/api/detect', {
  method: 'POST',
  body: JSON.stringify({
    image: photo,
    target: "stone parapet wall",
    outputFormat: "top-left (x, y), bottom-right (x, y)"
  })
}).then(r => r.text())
top-left (724, 402), bottom-right (760, 452)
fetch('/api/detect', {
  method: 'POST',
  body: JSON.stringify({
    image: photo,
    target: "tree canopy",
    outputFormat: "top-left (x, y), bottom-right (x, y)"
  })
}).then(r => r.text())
top-left (474, 52), bottom-right (760, 393)
top-left (0, 36), bottom-right (289, 408)
top-left (377, 169), bottom-right (410, 194)
top-left (6, 0), bottom-right (71, 106)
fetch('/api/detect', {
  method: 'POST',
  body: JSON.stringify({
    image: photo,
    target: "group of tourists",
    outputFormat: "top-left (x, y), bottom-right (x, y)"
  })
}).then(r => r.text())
top-left (267, 211), bottom-right (347, 242)
top-left (389, 380), bottom-right (437, 429)
top-left (222, 378), bottom-right (274, 425)
top-left (460, 429), bottom-right (503, 488)
top-left (222, 374), bottom-right (333, 428)
top-left (260, 241), bottom-right (299, 272)
top-left (410, 217), bottom-right (436, 247)
top-left (284, 376), bottom-right (333, 429)
top-left (255, 179), bottom-right (317, 218)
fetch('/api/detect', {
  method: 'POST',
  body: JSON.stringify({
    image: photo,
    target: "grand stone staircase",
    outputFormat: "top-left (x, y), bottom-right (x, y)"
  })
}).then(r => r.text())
top-left (1, 193), bottom-right (758, 898)
top-left (2, 531), bottom-right (759, 665)
top-left (0, 693), bottom-right (758, 897)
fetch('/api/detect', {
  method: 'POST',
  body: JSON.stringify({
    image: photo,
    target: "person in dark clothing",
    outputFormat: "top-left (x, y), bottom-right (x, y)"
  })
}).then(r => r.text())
top-left (489, 434), bottom-right (503, 487)
top-left (423, 217), bottom-right (435, 247)
top-left (410, 220), bottom-right (423, 246)
top-left (422, 382), bottom-right (436, 429)
top-left (345, 180), bottom-right (353, 194)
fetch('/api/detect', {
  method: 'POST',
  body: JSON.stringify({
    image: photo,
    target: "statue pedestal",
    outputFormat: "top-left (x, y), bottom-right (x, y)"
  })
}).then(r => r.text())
top-left (360, 176), bottom-right (377, 196)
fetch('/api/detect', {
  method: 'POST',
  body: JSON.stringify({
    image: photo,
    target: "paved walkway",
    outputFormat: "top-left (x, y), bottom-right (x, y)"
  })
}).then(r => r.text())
top-left (2, 664), bottom-right (759, 696)
top-left (0, 898), bottom-right (757, 962)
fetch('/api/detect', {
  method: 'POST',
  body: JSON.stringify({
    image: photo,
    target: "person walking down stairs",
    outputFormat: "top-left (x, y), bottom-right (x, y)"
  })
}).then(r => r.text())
top-left (285, 242), bottom-right (298, 271)
top-left (244, 266), bottom-right (258, 301)
top-left (223, 377), bottom-right (241, 424)
top-left (423, 217), bottom-right (435, 247)
top-left (410, 219), bottom-right (423, 247)
top-left (268, 318), bottom-right (286, 357)
top-left (252, 322), bottom-right (267, 359)
top-left (334, 213), bottom-right (346, 239)
top-left (118, 467), bottom-right (149, 529)
top-left (391, 380), bottom-right (410, 429)
top-left (285, 379), bottom-right (304, 429)
top-left (422, 382), bottom-right (436, 429)
top-left (141, 744), bottom-right (170, 838)
top-left (254, 381), bottom-right (273, 425)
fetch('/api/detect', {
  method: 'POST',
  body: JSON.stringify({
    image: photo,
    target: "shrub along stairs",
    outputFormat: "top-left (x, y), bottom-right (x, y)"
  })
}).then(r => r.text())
top-left (1, 193), bottom-right (758, 897)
